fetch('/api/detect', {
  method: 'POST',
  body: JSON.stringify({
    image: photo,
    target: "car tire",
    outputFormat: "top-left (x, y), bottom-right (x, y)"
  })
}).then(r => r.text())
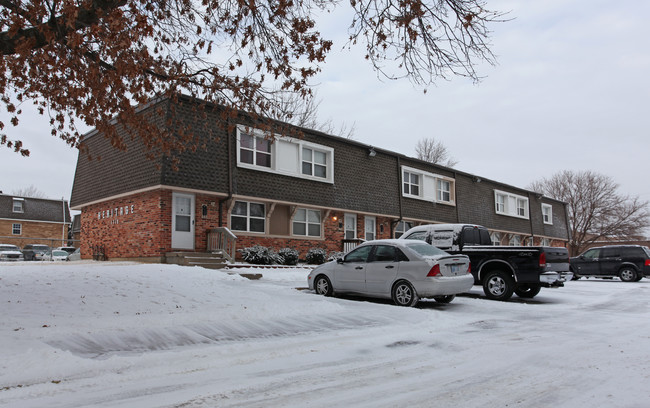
top-left (392, 280), bottom-right (419, 307)
top-left (619, 267), bottom-right (637, 282)
top-left (483, 271), bottom-right (514, 301)
top-left (314, 275), bottom-right (333, 296)
top-left (514, 284), bottom-right (541, 299)
top-left (433, 295), bottom-right (455, 303)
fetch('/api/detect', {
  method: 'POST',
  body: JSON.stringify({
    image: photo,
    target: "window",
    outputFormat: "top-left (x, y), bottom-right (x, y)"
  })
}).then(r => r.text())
top-left (365, 216), bottom-right (376, 241)
top-left (437, 179), bottom-right (451, 203)
top-left (494, 190), bottom-right (529, 219)
top-left (490, 232), bottom-right (501, 246)
top-left (239, 133), bottom-right (271, 168)
top-left (231, 201), bottom-right (265, 233)
top-left (12, 199), bottom-right (24, 213)
top-left (371, 245), bottom-right (396, 262)
top-left (403, 231), bottom-right (427, 241)
top-left (344, 245), bottom-right (372, 263)
top-left (541, 238), bottom-right (551, 247)
top-left (394, 221), bottom-right (412, 238)
top-left (401, 166), bottom-right (455, 204)
top-left (403, 170), bottom-right (420, 196)
top-left (237, 125), bottom-right (334, 183)
top-left (542, 204), bottom-right (553, 224)
top-left (582, 248), bottom-right (599, 260)
top-left (509, 235), bottom-right (521, 246)
top-left (301, 147), bottom-right (327, 178)
top-left (293, 208), bottom-right (321, 237)
top-left (12, 223), bottom-right (21, 235)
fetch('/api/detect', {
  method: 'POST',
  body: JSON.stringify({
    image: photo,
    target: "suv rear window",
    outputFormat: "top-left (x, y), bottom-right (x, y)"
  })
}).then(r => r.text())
top-left (643, 247), bottom-right (650, 257)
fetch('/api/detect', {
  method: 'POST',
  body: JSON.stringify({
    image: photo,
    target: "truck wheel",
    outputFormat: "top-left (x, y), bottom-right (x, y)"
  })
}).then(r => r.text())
top-left (483, 271), bottom-right (514, 301)
top-left (514, 284), bottom-right (541, 299)
top-left (619, 267), bottom-right (637, 282)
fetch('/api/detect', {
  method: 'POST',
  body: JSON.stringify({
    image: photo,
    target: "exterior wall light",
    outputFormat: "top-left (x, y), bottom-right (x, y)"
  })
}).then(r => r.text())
top-left (368, 147), bottom-right (377, 157)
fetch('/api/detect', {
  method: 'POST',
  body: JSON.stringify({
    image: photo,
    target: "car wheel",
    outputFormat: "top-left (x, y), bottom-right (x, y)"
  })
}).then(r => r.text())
top-left (619, 267), bottom-right (637, 282)
top-left (392, 280), bottom-right (419, 307)
top-left (514, 284), bottom-right (541, 299)
top-left (314, 275), bottom-right (333, 296)
top-left (433, 295), bottom-right (455, 304)
top-left (482, 271), bottom-right (514, 301)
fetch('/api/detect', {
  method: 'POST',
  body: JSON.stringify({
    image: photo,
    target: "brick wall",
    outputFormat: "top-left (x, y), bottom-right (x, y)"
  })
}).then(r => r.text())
top-left (0, 219), bottom-right (67, 248)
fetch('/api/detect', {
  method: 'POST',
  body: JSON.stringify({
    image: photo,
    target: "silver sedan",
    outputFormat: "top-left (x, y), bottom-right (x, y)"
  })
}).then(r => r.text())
top-left (308, 239), bottom-right (474, 307)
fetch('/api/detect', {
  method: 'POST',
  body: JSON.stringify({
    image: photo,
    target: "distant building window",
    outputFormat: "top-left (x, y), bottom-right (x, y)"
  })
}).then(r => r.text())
top-left (495, 190), bottom-right (529, 219)
top-left (394, 221), bottom-right (412, 238)
top-left (230, 201), bottom-right (265, 233)
top-left (403, 170), bottom-right (420, 196)
top-left (12, 223), bottom-right (21, 235)
top-left (12, 199), bottom-right (24, 213)
top-left (542, 204), bottom-right (553, 224)
top-left (293, 208), bottom-right (321, 237)
top-left (301, 147), bottom-right (328, 178)
top-left (239, 133), bottom-right (271, 168)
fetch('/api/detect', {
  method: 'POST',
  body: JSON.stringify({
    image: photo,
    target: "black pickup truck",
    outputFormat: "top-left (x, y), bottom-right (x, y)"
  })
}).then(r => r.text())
top-left (400, 224), bottom-right (572, 300)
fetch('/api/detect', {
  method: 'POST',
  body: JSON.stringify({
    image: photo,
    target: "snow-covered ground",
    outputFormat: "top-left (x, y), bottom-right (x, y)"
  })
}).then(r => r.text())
top-left (1, 261), bottom-right (649, 408)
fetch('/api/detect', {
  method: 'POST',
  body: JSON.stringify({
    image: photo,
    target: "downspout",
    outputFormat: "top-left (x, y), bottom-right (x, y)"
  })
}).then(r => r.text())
top-left (528, 192), bottom-right (535, 245)
top-left (61, 197), bottom-right (66, 246)
top-left (219, 119), bottom-right (234, 226)
top-left (392, 156), bottom-right (404, 237)
top-left (453, 171), bottom-right (460, 222)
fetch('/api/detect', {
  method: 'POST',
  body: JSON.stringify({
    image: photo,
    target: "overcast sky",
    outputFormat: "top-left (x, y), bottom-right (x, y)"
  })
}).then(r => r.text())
top-left (1, 0), bottom-right (649, 207)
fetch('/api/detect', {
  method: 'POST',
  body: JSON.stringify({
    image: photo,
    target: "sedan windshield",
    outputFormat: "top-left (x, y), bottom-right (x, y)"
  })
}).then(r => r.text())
top-left (405, 242), bottom-right (449, 257)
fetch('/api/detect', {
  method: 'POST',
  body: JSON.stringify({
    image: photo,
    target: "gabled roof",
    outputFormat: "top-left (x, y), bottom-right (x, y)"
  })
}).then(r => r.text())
top-left (0, 194), bottom-right (71, 223)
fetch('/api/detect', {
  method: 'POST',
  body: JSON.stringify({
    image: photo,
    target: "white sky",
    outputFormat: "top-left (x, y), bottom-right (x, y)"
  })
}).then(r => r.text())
top-left (1, 0), bottom-right (649, 205)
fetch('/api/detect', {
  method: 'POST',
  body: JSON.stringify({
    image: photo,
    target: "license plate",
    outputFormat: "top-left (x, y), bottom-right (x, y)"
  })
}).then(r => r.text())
top-left (450, 265), bottom-right (459, 274)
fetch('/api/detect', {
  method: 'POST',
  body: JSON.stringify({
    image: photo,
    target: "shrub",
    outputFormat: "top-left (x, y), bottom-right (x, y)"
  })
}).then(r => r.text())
top-left (305, 248), bottom-right (327, 265)
top-left (327, 251), bottom-right (345, 262)
top-left (278, 248), bottom-right (299, 265)
top-left (240, 245), bottom-right (281, 265)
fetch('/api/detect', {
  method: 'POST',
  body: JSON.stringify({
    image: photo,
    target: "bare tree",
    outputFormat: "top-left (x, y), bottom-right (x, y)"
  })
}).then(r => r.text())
top-left (415, 137), bottom-right (458, 167)
top-left (12, 185), bottom-right (47, 198)
top-left (529, 170), bottom-right (649, 256)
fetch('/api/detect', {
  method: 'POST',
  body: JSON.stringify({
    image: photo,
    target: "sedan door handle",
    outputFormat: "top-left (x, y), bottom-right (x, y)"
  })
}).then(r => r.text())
top-left (385, 265), bottom-right (394, 269)
top-left (355, 266), bottom-right (363, 270)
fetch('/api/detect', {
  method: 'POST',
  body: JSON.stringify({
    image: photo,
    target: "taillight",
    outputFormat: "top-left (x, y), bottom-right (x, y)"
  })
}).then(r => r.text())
top-left (645, 259), bottom-right (650, 267)
top-left (427, 264), bottom-right (441, 277)
top-left (467, 262), bottom-right (472, 274)
top-left (539, 252), bottom-right (547, 268)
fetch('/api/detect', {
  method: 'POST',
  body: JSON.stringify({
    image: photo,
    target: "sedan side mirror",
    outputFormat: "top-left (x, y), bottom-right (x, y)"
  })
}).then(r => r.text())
top-left (336, 257), bottom-right (344, 264)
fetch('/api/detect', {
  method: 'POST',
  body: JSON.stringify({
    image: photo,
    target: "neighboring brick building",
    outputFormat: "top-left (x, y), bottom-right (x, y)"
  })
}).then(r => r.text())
top-left (70, 96), bottom-right (570, 262)
top-left (0, 193), bottom-right (71, 248)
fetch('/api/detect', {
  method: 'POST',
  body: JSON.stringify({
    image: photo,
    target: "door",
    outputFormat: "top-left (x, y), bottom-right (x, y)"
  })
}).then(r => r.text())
top-left (344, 213), bottom-right (357, 240)
top-left (334, 245), bottom-right (372, 292)
top-left (365, 216), bottom-right (376, 240)
top-left (172, 193), bottom-right (195, 249)
top-left (365, 245), bottom-right (399, 295)
top-left (574, 248), bottom-right (600, 275)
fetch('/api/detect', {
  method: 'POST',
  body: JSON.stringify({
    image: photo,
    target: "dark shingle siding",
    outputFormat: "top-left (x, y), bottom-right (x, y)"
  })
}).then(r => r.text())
top-left (0, 195), bottom-right (70, 223)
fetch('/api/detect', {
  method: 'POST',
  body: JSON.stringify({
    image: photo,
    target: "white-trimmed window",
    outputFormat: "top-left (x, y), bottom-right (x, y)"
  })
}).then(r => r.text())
top-left (293, 208), bottom-right (321, 237)
top-left (237, 125), bottom-right (334, 183)
top-left (542, 204), bottom-right (553, 224)
top-left (12, 223), bottom-right (21, 235)
top-left (490, 232), bottom-right (501, 246)
top-left (401, 166), bottom-right (455, 204)
top-left (231, 201), bottom-right (265, 233)
top-left (541, 238), bottom-right (551, 247)
top-left (403, 170), bottom-right (420, 196)
top-left (301, 147), bottom-right (327, 179)
top-left (509, 235), bottom-right (521, 246)
top-left (394, 221), bottom-right (412, 238)
top-left (365, 216), bottom-right (376, 241)
top-left (12, 198), bottom-right (24, 213)
top-left (239, 133), bottom-right (271, 168)
top-left (494, 190), bottom-right (529, 219)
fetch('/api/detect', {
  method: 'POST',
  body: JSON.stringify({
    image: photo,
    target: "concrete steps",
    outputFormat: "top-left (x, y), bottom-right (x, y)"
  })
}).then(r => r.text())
top-left (165, 251), bottom-right (262, 280)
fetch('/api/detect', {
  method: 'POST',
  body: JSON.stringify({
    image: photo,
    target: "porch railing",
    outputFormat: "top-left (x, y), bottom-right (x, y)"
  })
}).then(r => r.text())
top-left (342, 239), bottom-right (365, 252)
top-left (207, 227), bottom-right (237, 264)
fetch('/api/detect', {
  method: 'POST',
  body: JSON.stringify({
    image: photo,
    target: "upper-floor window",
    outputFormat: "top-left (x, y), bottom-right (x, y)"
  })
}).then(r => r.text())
top-left (302, 147), bottom-right (327, 178)
top-left (293, 208), bottom-right (321, 237)
top-left (231, 201), bottom-right (265, 233)
top-left (401, 166), bottom-right (455, 205)
top-left (542, 204), bottom-right (553, 224)
top-left (12, 199), bottom-right (24, 213)
top-left (494, 190), bottom-right (529, 219)
top-left (237, 125), bottom-right (334, 183)
top-left (403, 170), bottom-right (420, 196)
top-left (239, 133), bottom-right (271, 168)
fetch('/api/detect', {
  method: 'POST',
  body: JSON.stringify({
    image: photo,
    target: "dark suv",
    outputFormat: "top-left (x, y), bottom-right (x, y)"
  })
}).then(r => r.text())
top-left (22, 244), bottom-right (51, 261)
top-left (570, 245), bottom-right (650, 282)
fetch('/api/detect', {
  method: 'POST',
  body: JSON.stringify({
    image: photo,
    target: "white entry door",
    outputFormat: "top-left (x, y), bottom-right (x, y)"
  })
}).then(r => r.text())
top-left (172, 193), bottom-right (195, 249)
